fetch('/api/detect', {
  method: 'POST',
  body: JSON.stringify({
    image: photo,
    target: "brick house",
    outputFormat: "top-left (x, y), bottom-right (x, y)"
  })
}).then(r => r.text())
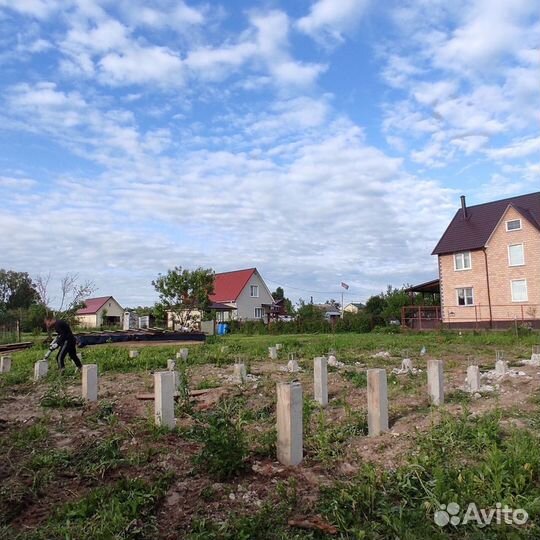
top-left (432, 192), bottom-right (540, 328)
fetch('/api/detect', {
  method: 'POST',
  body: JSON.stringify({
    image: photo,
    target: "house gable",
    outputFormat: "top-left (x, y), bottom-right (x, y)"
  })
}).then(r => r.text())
top-left (234, 269), bottom-right (274, 320)
top-left (432, 192), bottom-right (540, 256)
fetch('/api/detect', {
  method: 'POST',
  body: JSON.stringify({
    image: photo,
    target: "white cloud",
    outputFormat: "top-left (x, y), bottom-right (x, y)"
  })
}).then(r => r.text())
top-left (487, 136), bottom-right (540, 160)
top-left (0, 0), bottom-right (61, 19)
top-left (0, 175), bottom-right (37, 189)
top-left (297, 0), bottom-right (369, 44)
top-left (119, 1), bottom-right (205, 29)
top-left (99, 45), bottom-right (184, 86)
top-left (433, 0), bottom-right (537, 72)
top-left (0, 82), bottom-right (455, 303)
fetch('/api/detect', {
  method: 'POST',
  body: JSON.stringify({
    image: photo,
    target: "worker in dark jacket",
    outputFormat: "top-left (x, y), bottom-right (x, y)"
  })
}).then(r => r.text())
top-left (44, 316), bottom-right (83, 372)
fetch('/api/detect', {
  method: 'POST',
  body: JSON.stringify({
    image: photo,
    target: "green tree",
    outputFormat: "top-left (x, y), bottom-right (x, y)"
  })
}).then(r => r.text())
top-left (381, 285), bottom-right (411, 321)
top-left (295, 298), bottom-right (324, 321)
top-left (0, 269), bottom-right (38, 311)
top-left (271, 287), bottom-right (294, 315)
top-left (152, 266), bottom-right (215, 329)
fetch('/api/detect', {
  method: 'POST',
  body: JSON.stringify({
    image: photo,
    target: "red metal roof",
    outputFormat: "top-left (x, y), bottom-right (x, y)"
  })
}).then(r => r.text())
top-left (209, 268), bottom-right (256, 302)
top-left (77, 296), bottom-right (113, 315)
top-left (432, 192), bottom-right (540, 255)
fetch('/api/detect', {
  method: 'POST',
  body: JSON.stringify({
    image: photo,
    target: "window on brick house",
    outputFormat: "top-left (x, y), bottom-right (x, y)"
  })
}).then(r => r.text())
top-left (254, 307), bottom-right (264, 318)
top-left (454, 252), bottom-right (472, 271)
top-left (506, 219), bottom-right (522, 231)
top-left (511, 280), bottom-right (528, 302)
top-left (508, 244), bottom-right (525, 266)
top-left (250, 285), bottom-right (259, 297)
top-left (456, 287), bottom-right (474, 306)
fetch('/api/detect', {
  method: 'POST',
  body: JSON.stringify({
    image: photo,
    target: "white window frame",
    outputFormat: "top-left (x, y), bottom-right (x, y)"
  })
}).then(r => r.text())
top-left (456, 287), bottom-right (474, 306)
top-left (454, 251), bottom-right (472, 271)
top-left (250, 285), bottom-right (259, 298)
top-left (508, 243), bottom-right (525, 267)
top-left (506, 219), bottom-right (522, 231)
top-left (254, 307), bottom-right (264, 319)
top-left (511, 279), bottom-right (528, 302)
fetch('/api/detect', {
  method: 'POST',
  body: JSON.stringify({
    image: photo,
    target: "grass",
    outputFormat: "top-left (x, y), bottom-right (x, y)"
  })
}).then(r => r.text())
top-left (317, 410), bottom-right (540, 539)
top-left (8, 475), bottom-right (174, 540)
top-left (3, 330), bottom-right (540, 538)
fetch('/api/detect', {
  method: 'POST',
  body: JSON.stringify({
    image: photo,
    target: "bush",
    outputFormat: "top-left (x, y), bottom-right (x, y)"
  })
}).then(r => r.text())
top-left (193, 400), bottom-right (248, 480)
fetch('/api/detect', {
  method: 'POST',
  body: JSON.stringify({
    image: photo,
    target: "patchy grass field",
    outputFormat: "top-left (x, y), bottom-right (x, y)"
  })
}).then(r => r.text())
top-left (1, 331), bottom-right (540, 539)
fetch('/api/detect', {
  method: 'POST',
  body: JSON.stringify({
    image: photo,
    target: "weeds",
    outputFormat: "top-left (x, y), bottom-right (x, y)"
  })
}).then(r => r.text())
top-left (14, 475), bottom-right (173, 540)
top-left (192, 399), bottom-right (248, 481)
top-left (39, 379), bottom-right (84, 408)
top-left (318, 410), bottom-right (540, 539)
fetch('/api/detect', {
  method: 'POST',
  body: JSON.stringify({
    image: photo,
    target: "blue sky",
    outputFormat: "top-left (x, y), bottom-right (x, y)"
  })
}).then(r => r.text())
top-left (0, 0), bottom-right (538, 308)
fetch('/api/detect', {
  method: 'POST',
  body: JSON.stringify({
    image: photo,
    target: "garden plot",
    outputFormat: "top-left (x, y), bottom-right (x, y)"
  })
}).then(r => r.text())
top-left (1, 333), bottom-right (540, 538)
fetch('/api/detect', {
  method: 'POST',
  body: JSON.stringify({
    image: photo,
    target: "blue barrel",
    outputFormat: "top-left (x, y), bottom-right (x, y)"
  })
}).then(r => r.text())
top-left (217, 323), bottom-right (224, 335)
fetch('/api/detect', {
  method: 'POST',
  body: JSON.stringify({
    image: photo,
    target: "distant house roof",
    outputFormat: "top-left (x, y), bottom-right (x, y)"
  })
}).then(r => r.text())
top-left (209, 268), bottom-right (257, 303)
top-left (314, 303), bottom-right (341, 314)
top-left (209, 301), bottom-right (235, 311)
top-left (77, 296), bottom-right (114, 315)
top-left (347, 302), bottom-right (365, 309)
top-left (432, 192), bottom-right (540, 255)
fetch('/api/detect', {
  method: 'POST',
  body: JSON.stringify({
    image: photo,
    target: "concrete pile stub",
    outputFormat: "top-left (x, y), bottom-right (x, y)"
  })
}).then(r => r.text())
top-left (367, 368), bottom-right (389, 436)
top-left (177, 348), bottom-right (189, 361)
top-left (276, 343), bottom-right (283, 351)
top-left (166, 359), bottom-right (181, 388)
top-left (82, 364), bottom-right (98, 401)
top-left (154, 371), bottom-right (175, 428)
top-left (276, 381), bottom-right (303, 466)
top-left (532, 346), bottom-right (540, 363)
top-left (129, 350), bottom-right (139, 359)
top-left (313, 357), bottom-right (328, 406)
top-left (0, 355), bottom-right (12, 373)
top-left (34, 360), bottom-right (48, 381)
top-left (286, 359), bottom-right (301, 372)
top-left (495, 360), bottom-right (508, 376)
top-left (466, 365), bottom-right (481, 393)
top-left (427, 359), bottom-right (444, 405)
top-left (269, 347), bottom-right (278, 360)
top-left (233, 363), bottom-right (247, 384)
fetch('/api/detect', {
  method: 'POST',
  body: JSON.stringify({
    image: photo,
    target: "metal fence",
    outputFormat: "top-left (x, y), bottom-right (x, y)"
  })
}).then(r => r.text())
top-left (401, 305), bottom-right (540, 330)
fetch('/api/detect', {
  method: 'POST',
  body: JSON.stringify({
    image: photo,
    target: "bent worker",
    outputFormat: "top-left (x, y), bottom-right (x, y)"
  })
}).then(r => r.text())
top-left (44, 314), bottom-right (83, 372)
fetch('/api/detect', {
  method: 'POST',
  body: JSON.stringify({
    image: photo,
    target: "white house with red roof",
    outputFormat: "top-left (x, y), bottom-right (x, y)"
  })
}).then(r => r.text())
top-left (76, 296), bottom-right (124, 328)
top-left (210, 268), bottom-right (275, 321)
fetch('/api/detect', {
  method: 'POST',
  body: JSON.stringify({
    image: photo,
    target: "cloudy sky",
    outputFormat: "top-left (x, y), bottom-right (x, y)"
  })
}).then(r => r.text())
top-left (0, 0), bottom-right (538, 308)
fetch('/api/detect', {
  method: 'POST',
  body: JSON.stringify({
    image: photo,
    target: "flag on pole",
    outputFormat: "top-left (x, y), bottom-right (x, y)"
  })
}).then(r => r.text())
top-left (341, 282), bottom-right (349, 290)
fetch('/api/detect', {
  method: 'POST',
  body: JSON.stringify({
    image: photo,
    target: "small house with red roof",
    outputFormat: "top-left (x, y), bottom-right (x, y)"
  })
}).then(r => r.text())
top-left (167, 268), bottom-right (275, 330)
top-left (76, 296), bottom-right (124, 328)
top-left (433, 192), bottom-right (540, 327)
top-left (210, 268), bottom-right (275, 321)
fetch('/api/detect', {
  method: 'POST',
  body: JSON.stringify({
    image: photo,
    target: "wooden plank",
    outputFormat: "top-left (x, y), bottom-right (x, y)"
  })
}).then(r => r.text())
top-left (135, 388), bottom-right (221, 400)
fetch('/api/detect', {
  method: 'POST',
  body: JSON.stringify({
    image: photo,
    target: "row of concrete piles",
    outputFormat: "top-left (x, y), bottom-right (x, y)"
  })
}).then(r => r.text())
top-left (153, 356), bottom-right (446, 467)
top-left (271, 357), bottom-right (444, 466)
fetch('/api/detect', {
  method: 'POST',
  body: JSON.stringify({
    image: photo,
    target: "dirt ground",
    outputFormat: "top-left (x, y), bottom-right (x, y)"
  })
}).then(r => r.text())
top-left (1, 348), bottom-right (539, 537)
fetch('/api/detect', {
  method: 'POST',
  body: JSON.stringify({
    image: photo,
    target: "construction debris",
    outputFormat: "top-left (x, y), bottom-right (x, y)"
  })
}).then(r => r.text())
top-left (392, 358), bottom-right (421, 375)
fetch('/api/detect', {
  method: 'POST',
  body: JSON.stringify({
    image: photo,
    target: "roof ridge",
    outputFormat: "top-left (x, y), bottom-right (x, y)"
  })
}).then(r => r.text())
top-left (465, 191), bottom-right (540, 209)
top-left (215, 267), bottom-right (256, 275)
